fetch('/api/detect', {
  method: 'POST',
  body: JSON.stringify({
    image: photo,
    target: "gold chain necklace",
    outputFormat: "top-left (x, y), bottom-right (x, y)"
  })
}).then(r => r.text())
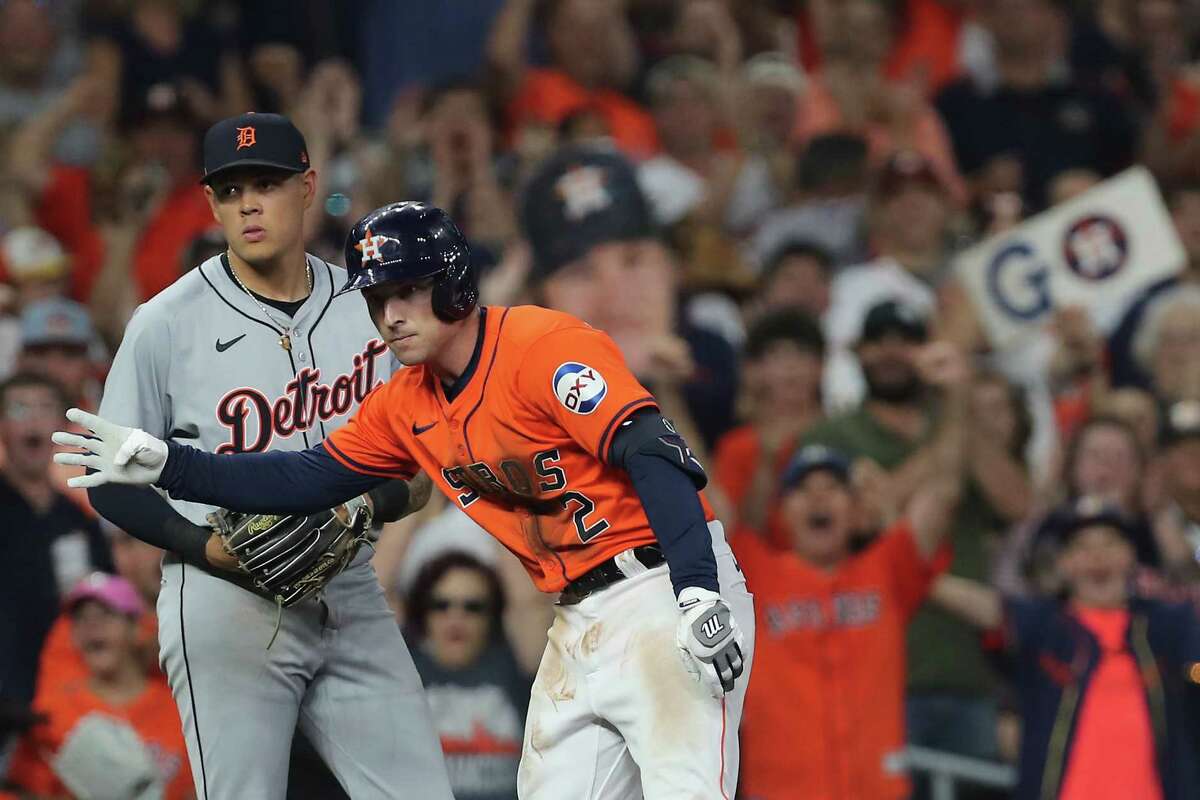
top-left (228, 258), bottom-right (313, 351)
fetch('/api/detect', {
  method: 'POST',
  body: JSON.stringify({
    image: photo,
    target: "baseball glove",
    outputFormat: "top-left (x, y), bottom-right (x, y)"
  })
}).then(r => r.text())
top-left (207, 495), bottom-right (374, 610)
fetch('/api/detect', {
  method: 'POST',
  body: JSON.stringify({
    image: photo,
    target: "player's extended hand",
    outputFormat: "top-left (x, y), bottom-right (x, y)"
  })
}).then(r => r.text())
top-left (51, 408), bottom-right (168, 489)
top-left (676, 587), bottom-right (746, 698)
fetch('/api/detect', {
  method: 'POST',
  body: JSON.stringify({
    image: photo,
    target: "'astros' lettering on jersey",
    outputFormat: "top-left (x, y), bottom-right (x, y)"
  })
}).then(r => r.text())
top-left (325, 305), bottom-right (714, 591)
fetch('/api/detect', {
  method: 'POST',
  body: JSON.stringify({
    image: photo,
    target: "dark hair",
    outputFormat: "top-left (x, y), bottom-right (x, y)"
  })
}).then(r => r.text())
top-left (536, 0), bottom-right (573, 31)
top-left (420, 77), bottom-right (504, 137)
top-left (0, 371), bottom-right (68, 414)
top-left (1062, 415), bottom-right (1143, 496)
top-left (744, 308), bottom-right (826, 360)
top-left (794, 134), bottom-right (870, 194)
top-left (762, 240), bottom-right (834, 283)
top-left (421, 77), bottom-right (484, 115)
top-left (558, 105), bottom-right (609, 139)
top-left (405, 551), bottom-right (507, 640)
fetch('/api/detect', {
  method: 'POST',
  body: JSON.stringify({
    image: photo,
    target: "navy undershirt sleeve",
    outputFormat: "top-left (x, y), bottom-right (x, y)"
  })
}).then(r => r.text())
top-left (88, 484), bottom-right (212, 566)
top-left (617, 448), bottom-right (719, 597)
top-left (614, 412), bottom-right (715, 594)
top-left (157, 441), bottom-right (385, 514)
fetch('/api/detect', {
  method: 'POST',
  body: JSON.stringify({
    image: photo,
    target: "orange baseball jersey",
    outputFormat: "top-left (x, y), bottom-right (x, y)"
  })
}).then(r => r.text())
top-left (325, 305), bottom-right (714, 591)
top-left (734, 524), bottom-right (944, 800)
top-left (7, 678), bottom-right (192, 800)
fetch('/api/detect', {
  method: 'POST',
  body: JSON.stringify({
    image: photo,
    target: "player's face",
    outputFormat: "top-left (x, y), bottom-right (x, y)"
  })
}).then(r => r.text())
top-left (425, 568), bottom-right (493, 670)
top-left (540, 240), bottom-right (676, 340)
top-left (0, 384), bottom-right (62, 480)
top-left (204, 168), bottom-right (315, 267)
top-left (1057, 525), bottom-right (1134, 608)
top-left (363, 279), bottom-right (446, 364)
top-left (781, 470), bottom-right (855, 568)
top-left (70, 601), bottom-right (141, 679)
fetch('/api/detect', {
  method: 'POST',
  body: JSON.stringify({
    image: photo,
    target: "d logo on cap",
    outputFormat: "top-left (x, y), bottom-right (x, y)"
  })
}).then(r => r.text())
top-left (235, 126), bottom-right (256, 150)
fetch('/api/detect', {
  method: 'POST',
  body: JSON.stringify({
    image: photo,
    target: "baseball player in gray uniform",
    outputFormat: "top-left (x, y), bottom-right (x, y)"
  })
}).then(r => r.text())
top-left (86, 113), bottom-right (453, 799)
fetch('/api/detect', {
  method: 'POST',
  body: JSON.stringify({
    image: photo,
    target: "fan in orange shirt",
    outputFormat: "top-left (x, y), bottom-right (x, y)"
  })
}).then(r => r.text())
top-left (714, 309), bottom-right (825, 551)
top-left (737, 341), bottom-right (967, 800)
top-left (7, 573), bottom-right (192, 800)
top-left (492, 0), bottom-right (658, 159)
top-left (37, 528), bottom-right (167, 697)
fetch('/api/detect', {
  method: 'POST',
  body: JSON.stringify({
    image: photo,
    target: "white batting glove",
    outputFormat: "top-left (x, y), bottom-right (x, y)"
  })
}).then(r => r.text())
top-left (676, 586), bottom-right (746, 698)
top-left (52, 408), bottom-right (169, 489)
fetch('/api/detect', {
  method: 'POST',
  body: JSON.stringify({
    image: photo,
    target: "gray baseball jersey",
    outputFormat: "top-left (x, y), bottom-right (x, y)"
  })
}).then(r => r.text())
top-left (100, 254), bottom-right (393, 524)
top-left (99, 254), bottom-right (452, 800)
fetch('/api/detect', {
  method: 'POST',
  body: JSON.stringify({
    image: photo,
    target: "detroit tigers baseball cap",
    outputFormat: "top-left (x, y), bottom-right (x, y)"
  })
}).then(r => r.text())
top-left (64, 572), bottom-right (145, 619)
top-left (201, 112), bottom-right (310, 185)
top-left (520, 145), bottom-right (655, 281)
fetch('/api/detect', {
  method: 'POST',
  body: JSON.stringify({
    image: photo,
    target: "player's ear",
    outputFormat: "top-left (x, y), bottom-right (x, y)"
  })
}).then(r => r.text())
top-left (203, 184), bottom-right (220, 223)
top-left (301, 168), bottom-right (318, 210)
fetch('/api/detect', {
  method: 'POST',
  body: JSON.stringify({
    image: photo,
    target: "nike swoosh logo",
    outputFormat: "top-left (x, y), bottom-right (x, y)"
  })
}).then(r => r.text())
top-left (215, 334), bottom-right (247, 352)
top-left (412, 421), bottom-right (437, 435)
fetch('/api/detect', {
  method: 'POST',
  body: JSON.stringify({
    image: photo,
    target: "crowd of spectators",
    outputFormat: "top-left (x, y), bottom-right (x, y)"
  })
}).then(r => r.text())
top-left (3, 0), bottom-right (1200, 798)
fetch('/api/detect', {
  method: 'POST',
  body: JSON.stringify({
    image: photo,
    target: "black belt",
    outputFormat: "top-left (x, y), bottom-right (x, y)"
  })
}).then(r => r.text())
top-left (558, 544), bottom-right (665, 605)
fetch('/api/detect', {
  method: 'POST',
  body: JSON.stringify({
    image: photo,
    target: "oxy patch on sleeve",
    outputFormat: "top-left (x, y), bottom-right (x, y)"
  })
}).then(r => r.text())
top-left (552, 362), bottom-right (608, 415)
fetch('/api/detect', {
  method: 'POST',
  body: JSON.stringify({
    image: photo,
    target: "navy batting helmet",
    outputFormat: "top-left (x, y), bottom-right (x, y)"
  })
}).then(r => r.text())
top-left (338, 202), bottom-right (478, 322)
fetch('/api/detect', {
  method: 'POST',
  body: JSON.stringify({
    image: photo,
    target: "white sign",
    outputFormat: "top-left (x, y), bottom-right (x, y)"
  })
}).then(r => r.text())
top-left (954, 167), bottom-right (1185, 350)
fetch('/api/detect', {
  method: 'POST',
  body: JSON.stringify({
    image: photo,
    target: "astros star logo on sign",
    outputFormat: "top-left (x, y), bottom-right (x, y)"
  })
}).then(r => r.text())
top-left (355, 227), bottom-right (398, 262)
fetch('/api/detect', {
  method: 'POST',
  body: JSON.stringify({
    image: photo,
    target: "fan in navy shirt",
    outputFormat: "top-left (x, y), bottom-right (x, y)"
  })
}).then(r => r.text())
top-left (0, 373), bottom-right (110, 720)
top-left (934, 0), bottom-right (1135, 211)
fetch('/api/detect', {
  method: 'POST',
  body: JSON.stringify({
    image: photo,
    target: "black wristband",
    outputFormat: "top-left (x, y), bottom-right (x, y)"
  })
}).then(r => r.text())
top-left (367, 479), bottom-right (412, 523)
top-left (164, 515), bottom-right (213, 567)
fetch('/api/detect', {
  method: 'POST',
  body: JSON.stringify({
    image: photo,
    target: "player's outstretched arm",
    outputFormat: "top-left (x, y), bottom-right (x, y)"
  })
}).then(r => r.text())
top-left (54, 408), bottom-right (385, 514)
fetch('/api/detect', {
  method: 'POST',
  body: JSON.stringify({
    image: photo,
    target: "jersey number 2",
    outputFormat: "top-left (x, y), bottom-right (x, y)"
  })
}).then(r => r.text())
top-left (560, 491), bottom-right (610, 543)
top-left (535, 450), bottom-right (611, 543)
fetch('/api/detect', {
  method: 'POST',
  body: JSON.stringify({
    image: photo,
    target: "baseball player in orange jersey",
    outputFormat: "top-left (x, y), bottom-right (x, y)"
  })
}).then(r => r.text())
top-left (55, 202), bottom-right (755, 799)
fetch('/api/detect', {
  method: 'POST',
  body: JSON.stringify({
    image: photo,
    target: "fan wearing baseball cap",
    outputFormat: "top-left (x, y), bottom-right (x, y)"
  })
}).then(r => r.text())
top-left (735, 439), bottom-right (961, 800)
top-left (6, 573), bottom-right (193, 800)
top-left (934, 495), bottom-right (1200, 800)
top-left (802, 315), bottom-right (1024, 765)
top-left (520, 144), bottom-right (738, 451)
